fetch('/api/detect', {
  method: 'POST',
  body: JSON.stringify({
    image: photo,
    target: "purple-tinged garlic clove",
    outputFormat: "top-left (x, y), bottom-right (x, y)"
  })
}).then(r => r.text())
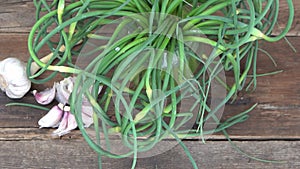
top-left (53, 105), bottom-right (78, 136)
top-left (33, 84), bottom-right (56, 105)
top-left (52, 110), bottom-right (69, 136)
top-left (38, 103), bottom-right (64, 128)
top-left (64, 112), bottom-right (78, 134)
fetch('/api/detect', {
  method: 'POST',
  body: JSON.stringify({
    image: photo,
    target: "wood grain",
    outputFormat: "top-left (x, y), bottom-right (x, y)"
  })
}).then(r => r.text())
top-left (277, 0), bottom-right (300, 36)
top-left (0, 1), bottom-right (36, 33)
top-left (221, 36), bottom-right (300, 137)
top-left (0, 2), bottom-right (299, 168)
top-left (0, 34), bottom-right (300, 138)
top-left (0, 140), bottom-right (299, 169)
top-left (0, 0), bottom-right (298, 35)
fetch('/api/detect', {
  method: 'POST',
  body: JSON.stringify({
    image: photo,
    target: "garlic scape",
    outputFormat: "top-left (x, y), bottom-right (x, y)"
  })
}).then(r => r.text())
top-left (30, 45), bottom-right (66, 75)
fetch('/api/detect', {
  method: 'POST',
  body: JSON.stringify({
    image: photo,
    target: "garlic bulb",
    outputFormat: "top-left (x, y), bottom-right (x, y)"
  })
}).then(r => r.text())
top-left (0, 57), bottom-right (31, 99)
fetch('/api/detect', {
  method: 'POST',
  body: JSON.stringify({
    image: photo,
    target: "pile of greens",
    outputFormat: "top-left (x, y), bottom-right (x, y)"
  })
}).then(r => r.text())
top-left (27, 0), bottom-right (294, 168)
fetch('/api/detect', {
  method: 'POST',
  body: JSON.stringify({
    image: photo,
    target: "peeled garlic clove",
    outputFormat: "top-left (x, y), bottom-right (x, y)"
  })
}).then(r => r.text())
top-left (38, 103), bottom-right (64, 128)
top-left (33, 84), bottom-right (56, 105)
top-left (55, 77), bottom-right (75, 104)
top-left (0, 58), bottom-right (31, 99)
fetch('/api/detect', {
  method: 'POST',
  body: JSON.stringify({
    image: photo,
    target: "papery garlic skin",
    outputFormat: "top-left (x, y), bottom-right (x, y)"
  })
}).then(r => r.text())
top-left (81, 104), bottom-right (94, 127)
top-left (55, 77), bottom-right (75, 104)
top-left (80, 85), bottom-right (103, 127)
top-left (0, 58), bottom-right (31, 99)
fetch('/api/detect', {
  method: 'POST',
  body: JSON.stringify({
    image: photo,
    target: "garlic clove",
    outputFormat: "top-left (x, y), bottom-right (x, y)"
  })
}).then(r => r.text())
top-left (55, 77), bottom-right (75, 104)
top-left (0, 58), bottom-right (31, 99)
top-left (35, 75), bottom-right (103, 135)
top-left (38, 103), bottom-right (64, 128)
top-left (53, 110), bottom-right (78, 137)
top-left (52, 110), bottom-right (69, 136)
top-left (33, 84), bottom-right (56, 105)
top-left (65, 112), bottom-right (78, 133)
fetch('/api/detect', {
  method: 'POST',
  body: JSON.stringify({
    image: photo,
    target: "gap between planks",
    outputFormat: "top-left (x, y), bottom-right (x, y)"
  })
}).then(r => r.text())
top-left (1, 128), bottom-right (300, 141)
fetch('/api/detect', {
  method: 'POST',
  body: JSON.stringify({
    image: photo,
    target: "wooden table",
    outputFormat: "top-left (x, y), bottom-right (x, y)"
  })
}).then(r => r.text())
top-left (0, 1), bottom-right (299, 168)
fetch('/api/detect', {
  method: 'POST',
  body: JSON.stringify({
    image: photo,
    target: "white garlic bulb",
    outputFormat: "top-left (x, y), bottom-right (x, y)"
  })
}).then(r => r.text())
top-left (0, 57), bottom-right (31, 99)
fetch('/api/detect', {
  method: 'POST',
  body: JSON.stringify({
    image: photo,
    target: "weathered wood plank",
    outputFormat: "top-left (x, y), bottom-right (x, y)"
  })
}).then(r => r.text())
top-left (0, 34), bottom-right (300, 138)
top-left (0, 0), bottom-right (299, 35)
top-left (0, 128), bottom-right (85, 141)
top-left (275, 0), bottom-right (300, 36)
top-left (0, 1), bottom-right (36, 33)
top-left (0, 2), bottom-right (299, 169)
top-left (0, 33), bottom-right (29, 61)
top-left (0, 140), bottom-right (299, 169)
top-left (221, 36), bottom-right (300, 137)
